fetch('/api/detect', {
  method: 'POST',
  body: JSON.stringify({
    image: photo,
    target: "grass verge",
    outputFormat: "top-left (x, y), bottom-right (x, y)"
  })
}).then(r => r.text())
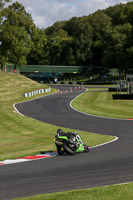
top-left (13, 182), bottom-right (133, 200)
top-left (0, 72), bottom-right (113, 160)
top-left (72, 88), bottom-right (133, 119)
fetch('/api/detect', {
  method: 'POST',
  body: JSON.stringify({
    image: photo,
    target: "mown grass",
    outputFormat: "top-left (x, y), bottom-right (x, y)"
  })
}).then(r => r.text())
top-left (72, 88), bottom-right (133, 119)
top-left (13, 182), bottom-right (133, 200)
top-left (0, 72), bottom-right (113, 160)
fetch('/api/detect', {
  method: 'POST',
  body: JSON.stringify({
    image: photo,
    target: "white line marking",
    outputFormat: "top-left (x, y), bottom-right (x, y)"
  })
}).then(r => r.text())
top-left (13, 103), bottom-right (24, 116)
top-left (90, 136), bottom-right (118, 149)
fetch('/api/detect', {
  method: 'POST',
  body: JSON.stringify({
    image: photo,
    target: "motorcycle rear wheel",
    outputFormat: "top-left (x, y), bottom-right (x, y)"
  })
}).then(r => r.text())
top-left (63, 140), bottom-right (76, 155)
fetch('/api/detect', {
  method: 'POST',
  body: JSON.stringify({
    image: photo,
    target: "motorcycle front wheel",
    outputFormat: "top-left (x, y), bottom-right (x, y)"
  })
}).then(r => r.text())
top-left (55, 144), bottom-right (64, 155)
top-left (63, 140), bottom-right (76, 155)
top-left (83, 144), bottom-right (90, 152)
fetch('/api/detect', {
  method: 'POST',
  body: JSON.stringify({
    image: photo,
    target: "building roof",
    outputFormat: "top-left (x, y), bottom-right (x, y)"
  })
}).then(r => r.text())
top-left (7, 65), bottom-right (83, 73)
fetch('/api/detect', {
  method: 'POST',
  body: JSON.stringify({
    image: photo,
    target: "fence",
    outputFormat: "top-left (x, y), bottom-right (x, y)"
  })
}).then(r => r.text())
top-left (24, 88), bottom-right (51, 98)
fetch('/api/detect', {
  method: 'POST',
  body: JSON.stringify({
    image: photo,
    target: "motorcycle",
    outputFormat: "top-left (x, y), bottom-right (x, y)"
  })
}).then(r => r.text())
top-left (54, 132), bottom-right (89, 155)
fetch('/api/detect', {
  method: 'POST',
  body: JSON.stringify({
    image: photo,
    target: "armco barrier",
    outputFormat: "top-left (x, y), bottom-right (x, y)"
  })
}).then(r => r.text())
top-left (113, 94), bottom-right (133, 100)
top-left (24, 88), bottom-right (51, 98)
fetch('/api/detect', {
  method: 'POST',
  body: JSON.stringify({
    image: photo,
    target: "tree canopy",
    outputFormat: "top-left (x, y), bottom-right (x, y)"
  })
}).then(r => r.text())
top-left (1, 1), bottom-right (133, 75)
top-left (0, 1), bottom-right (35, 70)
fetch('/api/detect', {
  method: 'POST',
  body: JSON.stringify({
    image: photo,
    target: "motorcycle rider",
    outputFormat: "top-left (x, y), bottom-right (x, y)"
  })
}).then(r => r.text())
top-left (56, 129), bottom-right (77, 142)
top-left (55, 129), bottom-right (78, 154)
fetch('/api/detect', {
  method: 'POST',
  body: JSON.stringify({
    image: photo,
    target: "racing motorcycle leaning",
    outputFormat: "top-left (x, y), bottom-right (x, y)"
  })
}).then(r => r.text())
top-left (54, 129), bottom-right (89, 155)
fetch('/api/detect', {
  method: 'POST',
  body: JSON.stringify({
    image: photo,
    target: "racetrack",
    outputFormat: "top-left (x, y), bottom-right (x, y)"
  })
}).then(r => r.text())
top-left (0, 85), bottom-right (133, 199)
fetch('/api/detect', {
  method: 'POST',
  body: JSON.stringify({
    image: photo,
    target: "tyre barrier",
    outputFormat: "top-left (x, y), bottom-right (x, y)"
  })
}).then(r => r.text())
top-left (24, 88), bottom-right (51, 98)
top-left (113, 94), bottom-right (133, 100)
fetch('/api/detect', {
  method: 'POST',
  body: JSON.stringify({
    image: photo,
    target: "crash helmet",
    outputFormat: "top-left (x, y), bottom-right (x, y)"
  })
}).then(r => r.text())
top-left (57, 129), bottom-right (63, 134)
top-left (73, 132), bottom-right (77, 136)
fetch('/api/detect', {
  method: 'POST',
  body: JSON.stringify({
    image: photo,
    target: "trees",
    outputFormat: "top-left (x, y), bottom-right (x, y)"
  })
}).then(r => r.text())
top-left (66, 17), bottom-right (93, 67)
top-left (45, 17), bottom-right (93, 69)
top-left (0, 0), bottom-right (11, 10)
top-left (47, 28), bottom-right (75, 65)
top-left (0, 1), bottom-right (35, 71)
top-left (102, 23), bottom-right (132, 75)
top-left (88, 11), bottom-right (112, 69)
top-left (1, 1), bottom-right (133, 76)
top-left (27, 28), bottom-right (49, 65)
top-left (43, 3), bottom-right (133, 76)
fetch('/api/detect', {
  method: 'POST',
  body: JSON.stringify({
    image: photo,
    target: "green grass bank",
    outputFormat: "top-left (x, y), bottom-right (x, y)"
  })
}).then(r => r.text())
top-left (72, 88), bottom-right (133, 119)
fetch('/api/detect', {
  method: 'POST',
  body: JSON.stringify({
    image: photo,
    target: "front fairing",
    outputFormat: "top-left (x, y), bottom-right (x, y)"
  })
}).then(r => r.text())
top-left (57, 136), bottom-right (68, 140)
top-left (76, 143), bottom-right (84, 153)
top-left (54, 136), bottom-right (68, 146)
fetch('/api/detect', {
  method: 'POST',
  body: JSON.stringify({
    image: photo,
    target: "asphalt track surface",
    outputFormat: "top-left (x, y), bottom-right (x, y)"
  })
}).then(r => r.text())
top-left (1, 85), bottom-right (133, 199)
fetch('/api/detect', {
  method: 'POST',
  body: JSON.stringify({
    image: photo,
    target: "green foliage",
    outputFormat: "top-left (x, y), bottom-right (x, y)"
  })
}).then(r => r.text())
top-left (48, 28), bottom-right (75, 65)
top-left (0, 1), bottom-right (35, 69)
top-left (30, 2), bottom-right (133, 76)
top-left (27, 28), bottom-right (49, 65)
top-left (1, 1), bottom-right (133, 75)
top-left (0, 0), bottom-right (11, 10)
top-left (43, 2), bottom-right (133, 75)
top-left (102, 23), bottom-right (132, 74)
